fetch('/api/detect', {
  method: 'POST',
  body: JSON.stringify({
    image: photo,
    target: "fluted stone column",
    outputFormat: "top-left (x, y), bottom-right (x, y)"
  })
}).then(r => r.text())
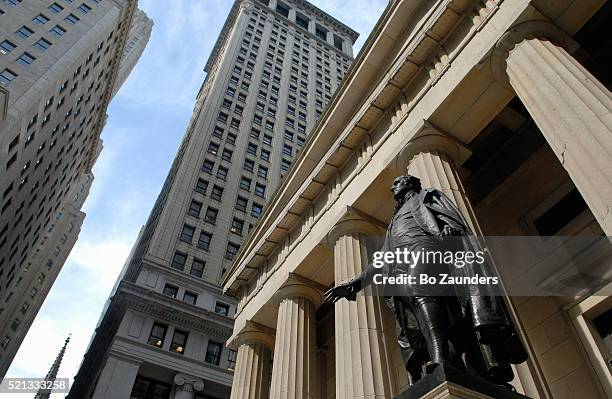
top-left (173, 373), bottom-right (204, 399)
top-left (492, 20), bottom-right (612, 234)
top-left (394, 121), bottom-right (478, 234)
top-left (229, 321), bottom-right (275, 399)
top-left (328, 212), bottom-right (397, 399)
top-left (270, 273), bottom-right (323, 399)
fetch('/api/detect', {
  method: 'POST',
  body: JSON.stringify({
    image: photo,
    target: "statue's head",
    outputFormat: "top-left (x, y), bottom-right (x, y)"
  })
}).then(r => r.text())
top-left (390, 174), bottom-right (422, 201)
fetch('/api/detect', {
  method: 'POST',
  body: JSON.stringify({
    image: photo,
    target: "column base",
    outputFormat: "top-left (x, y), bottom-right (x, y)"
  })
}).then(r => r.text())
top-left (395, 365), bottom-right (531, 399)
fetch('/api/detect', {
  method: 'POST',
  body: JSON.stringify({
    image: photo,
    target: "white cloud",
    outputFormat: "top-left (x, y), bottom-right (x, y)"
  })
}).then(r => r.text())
top-left (4, 235), bottom-right (134, 399)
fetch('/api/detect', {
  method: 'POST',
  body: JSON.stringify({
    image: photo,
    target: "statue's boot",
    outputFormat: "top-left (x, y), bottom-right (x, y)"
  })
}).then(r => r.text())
top-left (413, 297), bottom-right (451, 374)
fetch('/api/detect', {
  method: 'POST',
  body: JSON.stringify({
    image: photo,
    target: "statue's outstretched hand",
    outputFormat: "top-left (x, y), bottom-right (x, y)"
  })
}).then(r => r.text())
top-left (323, 278), bottom-right (361, 303)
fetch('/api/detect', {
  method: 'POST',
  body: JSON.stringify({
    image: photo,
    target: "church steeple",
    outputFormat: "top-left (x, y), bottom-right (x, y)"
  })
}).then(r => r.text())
top-left (34, 334), bottom-right (70, 399)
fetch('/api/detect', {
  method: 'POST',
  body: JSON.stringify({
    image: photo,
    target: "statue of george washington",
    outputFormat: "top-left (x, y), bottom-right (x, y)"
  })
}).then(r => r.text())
top-left (323, 174), bottom-right (527, 387)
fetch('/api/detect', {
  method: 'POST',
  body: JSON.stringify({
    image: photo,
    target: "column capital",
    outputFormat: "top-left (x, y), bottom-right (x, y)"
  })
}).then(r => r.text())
top-left (174, 373), bottom-right (204, 392)
top-left (228, 320), bottom-right (276, 351)
top-left (326, 206), bottom-right (386, 247)
top-left (273, 272), bottom-right (327, 307)
top-left (391, 119), bottom-right (471, 174)
top-left (490, 19), bottom-right (576, 86)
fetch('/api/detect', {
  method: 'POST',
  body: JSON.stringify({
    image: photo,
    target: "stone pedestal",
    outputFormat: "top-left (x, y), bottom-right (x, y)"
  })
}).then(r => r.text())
top-left (395, 365), bottom-right (530, 399)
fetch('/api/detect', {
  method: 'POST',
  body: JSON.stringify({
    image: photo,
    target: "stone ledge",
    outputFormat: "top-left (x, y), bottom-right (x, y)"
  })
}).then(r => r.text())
top-left (396, 364), bottom-right (531, 399)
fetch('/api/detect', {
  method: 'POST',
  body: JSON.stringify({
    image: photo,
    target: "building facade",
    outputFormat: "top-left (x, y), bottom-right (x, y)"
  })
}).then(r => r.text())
top-left (69, 0), bottom-right (357, 398)
top-left (0, 0), bottom-right (151, 377)
top-left (223, 0), bottom-right (612, 398)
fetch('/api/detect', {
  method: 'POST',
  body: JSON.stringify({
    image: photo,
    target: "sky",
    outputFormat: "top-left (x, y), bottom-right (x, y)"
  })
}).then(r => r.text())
top-left (4, 0), bottom-right (387, 396)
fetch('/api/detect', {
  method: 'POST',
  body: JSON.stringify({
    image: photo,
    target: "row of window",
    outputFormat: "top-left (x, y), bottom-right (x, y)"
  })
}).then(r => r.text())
top-left (147, 321), bottom-right (236, 367)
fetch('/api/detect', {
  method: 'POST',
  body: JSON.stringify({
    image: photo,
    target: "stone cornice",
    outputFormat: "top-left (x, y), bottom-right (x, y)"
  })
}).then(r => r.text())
top-left (222, 0), bottom-right (499, 296)
top-left (204, 0), bottom-right (244, 73)
top-left (120, 282), bottom-right (233, 339)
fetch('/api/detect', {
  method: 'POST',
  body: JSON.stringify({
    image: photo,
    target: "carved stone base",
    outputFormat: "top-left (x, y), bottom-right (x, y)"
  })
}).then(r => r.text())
top-left (395, 365), bottom-right (531, 399)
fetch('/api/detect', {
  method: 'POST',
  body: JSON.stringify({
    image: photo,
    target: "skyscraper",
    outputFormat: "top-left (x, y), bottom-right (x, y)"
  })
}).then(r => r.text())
top-left (70, 0), bottom-right (357, 397)
top-left (0, 0), bottom-right (152, 377)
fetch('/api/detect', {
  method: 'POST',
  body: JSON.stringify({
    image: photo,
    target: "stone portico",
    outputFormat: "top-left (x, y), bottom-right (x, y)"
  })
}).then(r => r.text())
top-left (223, 0), bottom-right (612, 398)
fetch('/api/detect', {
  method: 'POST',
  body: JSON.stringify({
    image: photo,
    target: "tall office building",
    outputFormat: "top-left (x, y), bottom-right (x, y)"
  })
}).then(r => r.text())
top-left (69, 0), bottom-right (357, 397)
top-left (0, 0), bottom-right (151, 377)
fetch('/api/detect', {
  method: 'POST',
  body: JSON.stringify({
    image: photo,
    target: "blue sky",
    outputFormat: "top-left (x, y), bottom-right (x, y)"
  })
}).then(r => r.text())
top-left (5, 0), bottom-right (387, 395)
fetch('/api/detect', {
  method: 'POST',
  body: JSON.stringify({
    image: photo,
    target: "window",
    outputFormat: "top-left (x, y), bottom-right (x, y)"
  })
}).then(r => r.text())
top-left (148, 323), bottom-right (167, 348)
top-left (16, 52), bottom-right (35, 66)
top-left (205, 341), bottom-right (223, 365)
top-left (10, 319), bottom-right (20, 331)
top-left (211, 185), bottom-right (223, 201)
top-left (202, 160), bottom-right (214, 174)
top-left (230, 218), bottom-right (244, 235)
top-left (170, 330), bottom-right (188, 354)
top-left (183, 291), bottom-right (197, 305)
top-left (217, 166), bottom-right (228, 180)
top-left (283, 144), bottom-right (292, 156)
top-left (215, 302), bottom-right (230, 316)
top-left (0, 40), bottom-right (16, 54)
top-left (48, 2), bottom-right (64, 13)
top-left (130, 376), bottom-right (171, 399)
top-left (252, 203), bottom-right (263, 218)
top-left (50, 25), bottom-right (66, 37)
top-left (240, 177), bottom-right (251, 191)
top-left (195, 178), bottom-right (208, 194)
top-left (243, 159), bottom-right (254, 172)
top-left (64, 13), bottom-right (79, 24)
top-left (235, 196), bottom-right (248, 212)
top-left (162, 283), bottom-right (178, 298)
top-left (263, 135), bottom-right (272, 146)
top-left (247, 143), bottom-right (257, 155)
top-left (33, 14), bottom-right (50, 24)
top-left (258, 166), bottom-right (268, 179)
top-left (34, 38), bottom-right (52, 51)
top-left (191, 258), bottom-right (205, 277)
top-left (3, 0), bottom-right (22, 6)
top-left (187, 200), bottom-right (202, 217)
top-left (226, 133), bottom-right (236, 145)
top-left (197, 232), bottom-right (211, 251)
top-left (205, 207), bottom-right (218, 224)
top-left (171, 251), bottom-right (187, 271)
top-left (281, 158), bottom-right (291, 171)
top-left (20, 302), bottom-right (29, 315)
top-left (221, 148), bottom-right (233, 162)
top-left (0, 69), bottom-right (17, 85)
top-left (16, 26), bottom-right (34, 38)
top-left (179, 224), bottom-right (195, 243)
top-left (225, 242), bottom-right (240, 260)
top-left (78, 3), bottom-right (91, 13)
top-left (255, 183), bottom-right (266, 198)
top-left (207, 142), bottom-right (219, 155)
top-left (212, 126), bottom-right (223, 138)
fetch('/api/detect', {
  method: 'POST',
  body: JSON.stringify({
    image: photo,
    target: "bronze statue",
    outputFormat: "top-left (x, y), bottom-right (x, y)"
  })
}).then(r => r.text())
top-left (324, 174), bottom-right (527, 387)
